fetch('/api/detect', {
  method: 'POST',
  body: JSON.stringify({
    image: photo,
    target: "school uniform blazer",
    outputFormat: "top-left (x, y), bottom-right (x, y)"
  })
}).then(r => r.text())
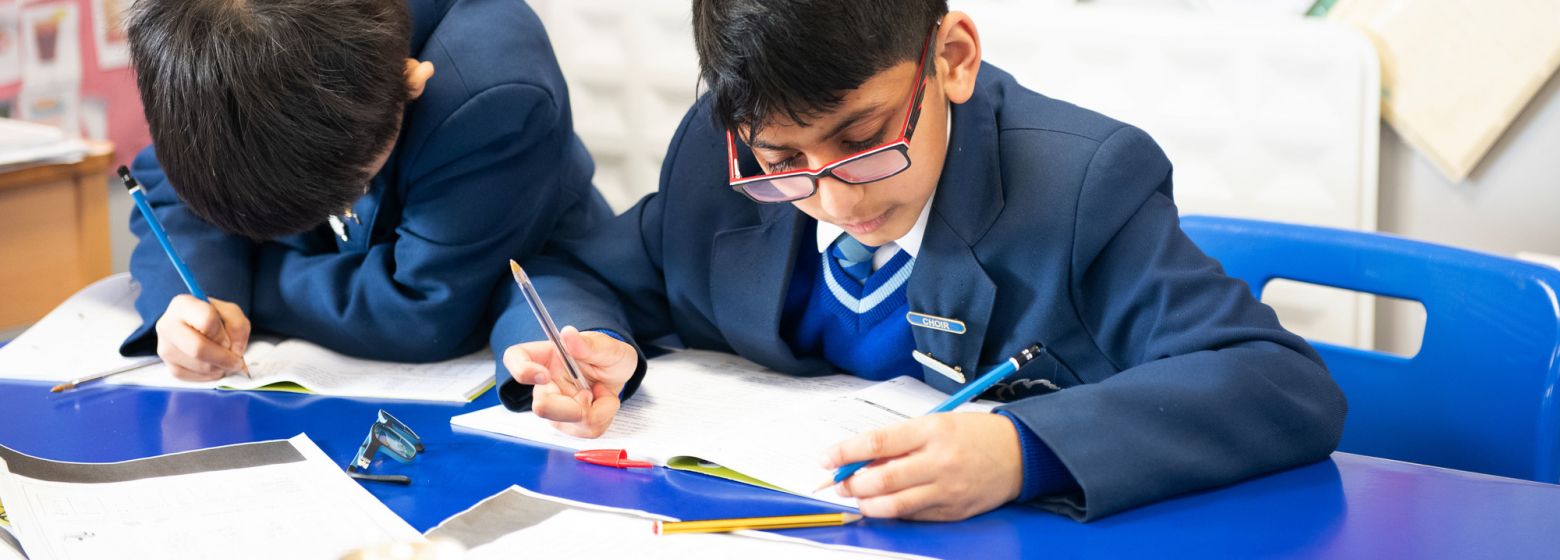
top-left (122, 0), bottom-right (609, 361)
top-left (492, 63), bottom-right (1347, 521)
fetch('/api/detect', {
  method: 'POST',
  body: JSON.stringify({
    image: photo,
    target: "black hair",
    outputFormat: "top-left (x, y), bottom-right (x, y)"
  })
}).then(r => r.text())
top-left (692, 0), bottom-right (948, 138)
top-left (127, 0), bottom-right (411, 239)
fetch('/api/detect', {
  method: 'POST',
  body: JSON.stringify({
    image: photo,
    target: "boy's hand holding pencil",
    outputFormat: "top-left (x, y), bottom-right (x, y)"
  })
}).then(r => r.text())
top-left (503, 326), bottom-right (637, 438)
top-left (504, 260), bottom-right (638, 438)
top-left (155, 294), bottom-right (251, 381)
top-left (822, 412), bottom-right (1025, 522)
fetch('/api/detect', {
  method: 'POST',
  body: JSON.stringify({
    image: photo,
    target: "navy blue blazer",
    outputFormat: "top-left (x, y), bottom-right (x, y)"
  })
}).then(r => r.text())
top-left (492, 64), bottom-right (1347, 520)
top-left (122, 0), bottom-right (610, 361)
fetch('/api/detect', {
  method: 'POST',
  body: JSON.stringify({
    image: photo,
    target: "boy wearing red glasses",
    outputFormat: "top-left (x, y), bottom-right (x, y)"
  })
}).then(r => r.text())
top-left (496, 0), bottom-right (1345, 522)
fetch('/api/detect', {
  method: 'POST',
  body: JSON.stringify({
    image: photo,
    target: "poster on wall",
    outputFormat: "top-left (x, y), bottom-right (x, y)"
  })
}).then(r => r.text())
top-left (0, 2), bottom-right (21, 86)
top-left (18, 82), bottom-right (80, 136)
top-left (91, 0), bottom-right (130, 69)
top-left (20, 1), bottom-right (83, 84)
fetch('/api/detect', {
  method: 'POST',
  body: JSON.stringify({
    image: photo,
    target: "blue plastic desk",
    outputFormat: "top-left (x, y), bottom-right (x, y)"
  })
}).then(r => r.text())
top-left (2, 380), bottom-right (1557, 559)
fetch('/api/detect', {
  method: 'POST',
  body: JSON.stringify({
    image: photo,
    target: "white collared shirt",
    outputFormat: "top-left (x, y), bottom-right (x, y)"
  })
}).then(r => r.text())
top-left (816, 195), bottom-right (933, 271)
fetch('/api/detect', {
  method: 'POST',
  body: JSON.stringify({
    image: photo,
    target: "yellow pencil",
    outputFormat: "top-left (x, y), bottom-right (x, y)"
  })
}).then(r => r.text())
top-left (654, 512), bottom-right (863, 535)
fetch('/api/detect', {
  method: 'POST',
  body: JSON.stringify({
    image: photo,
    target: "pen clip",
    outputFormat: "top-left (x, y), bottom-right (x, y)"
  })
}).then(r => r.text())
top-left (575, 449), bottom-right (654, 469)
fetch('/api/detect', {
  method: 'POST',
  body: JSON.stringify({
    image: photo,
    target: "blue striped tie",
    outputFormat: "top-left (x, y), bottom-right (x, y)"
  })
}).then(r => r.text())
top-left (831, 234), bottom-right (879, 284)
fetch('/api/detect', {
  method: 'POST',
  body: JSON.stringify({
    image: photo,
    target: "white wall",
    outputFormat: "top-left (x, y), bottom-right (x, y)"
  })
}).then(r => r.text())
top-left (102, 1), bottom-right (1560, 309)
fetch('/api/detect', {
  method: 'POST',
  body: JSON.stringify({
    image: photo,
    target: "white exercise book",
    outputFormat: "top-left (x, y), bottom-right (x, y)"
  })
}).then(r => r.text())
top-left (451, 350), bottom-right (992, 508)
top-left (0, 274), bottom-right (495, 403)
top-left (105, 338), bottom-right (495, 403)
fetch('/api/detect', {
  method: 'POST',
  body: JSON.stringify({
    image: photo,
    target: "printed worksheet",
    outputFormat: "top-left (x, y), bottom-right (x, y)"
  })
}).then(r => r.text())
top-left (429, 485), bottom-right (929, 560)
top-left (0, 435), bottom-right (421, 560)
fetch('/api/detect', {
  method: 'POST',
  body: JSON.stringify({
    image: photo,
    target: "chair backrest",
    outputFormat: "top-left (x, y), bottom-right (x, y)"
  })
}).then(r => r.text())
top-left (1182, 215), bottom-right (1560, 483)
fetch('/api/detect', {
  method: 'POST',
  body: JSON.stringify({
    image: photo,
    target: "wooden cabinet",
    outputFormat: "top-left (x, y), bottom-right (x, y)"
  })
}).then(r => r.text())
top-left (0, 146), bottom-right (114, 332)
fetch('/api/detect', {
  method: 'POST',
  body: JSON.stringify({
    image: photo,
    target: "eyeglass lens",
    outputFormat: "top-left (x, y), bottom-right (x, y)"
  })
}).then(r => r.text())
top-left (741, 148), bottom-right (912, 202)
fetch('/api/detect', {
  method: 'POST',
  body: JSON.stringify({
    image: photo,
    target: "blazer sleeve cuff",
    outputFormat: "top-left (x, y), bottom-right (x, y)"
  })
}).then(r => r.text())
top-left (997, 409), bottom-right (1079, 502)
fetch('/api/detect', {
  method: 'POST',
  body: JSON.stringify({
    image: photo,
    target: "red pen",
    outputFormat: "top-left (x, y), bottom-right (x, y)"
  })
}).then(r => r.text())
top-left (575, 449), bottom-right (654, 469)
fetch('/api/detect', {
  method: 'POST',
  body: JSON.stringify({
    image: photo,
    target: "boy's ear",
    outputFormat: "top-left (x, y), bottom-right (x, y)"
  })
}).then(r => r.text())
top-left (936, 12), bottom-right (981, 105)
top-left (405, 59), bottom-right (435, 100)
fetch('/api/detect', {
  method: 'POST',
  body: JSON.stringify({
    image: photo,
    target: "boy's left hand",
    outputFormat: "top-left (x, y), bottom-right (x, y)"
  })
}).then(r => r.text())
top-left (823, 412), bottom-right (1023, 521)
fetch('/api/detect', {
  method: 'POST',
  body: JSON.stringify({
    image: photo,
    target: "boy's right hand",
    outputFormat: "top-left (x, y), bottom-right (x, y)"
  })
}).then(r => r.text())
top-left (503, 326), bottom-right (637, 438)
top-left (155, 295), bottom-right (251, 381)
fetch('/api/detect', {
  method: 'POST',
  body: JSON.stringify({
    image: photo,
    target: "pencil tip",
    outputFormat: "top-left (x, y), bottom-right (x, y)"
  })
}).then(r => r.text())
top-left (843, 513), bottom-right (863, 523)
top-left (812, 479), bottom-right (836, 493)
top-left (50, 383), bottom-right (69, 393)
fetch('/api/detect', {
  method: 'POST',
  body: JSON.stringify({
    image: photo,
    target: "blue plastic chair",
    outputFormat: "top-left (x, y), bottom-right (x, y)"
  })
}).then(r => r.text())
top-left (1181, 215), bottom-right (1560, 483)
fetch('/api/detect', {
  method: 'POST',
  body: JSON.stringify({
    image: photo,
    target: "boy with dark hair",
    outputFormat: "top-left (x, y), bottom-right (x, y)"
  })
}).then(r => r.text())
top-left (497, 0), bottom-right (1346, 521)
top-left (120, 0), bottom-right (609, 377)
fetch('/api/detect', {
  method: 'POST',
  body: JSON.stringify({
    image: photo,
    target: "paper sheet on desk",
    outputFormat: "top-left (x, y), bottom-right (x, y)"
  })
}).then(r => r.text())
top-left (451, 350), bottom-right (992, 508)
top-left (429, 485), bottom-right (929, 559)
top-left (0, 434), bottom-right (421, 560)
top-left (0, 274), bottom-right (151, 383)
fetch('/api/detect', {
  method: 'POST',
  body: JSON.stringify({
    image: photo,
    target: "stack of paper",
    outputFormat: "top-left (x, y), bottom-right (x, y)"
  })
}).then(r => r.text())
top-left (452, 350), bottom-right (992, 508)
top-left (0, 119), bottom-right (87, 171)
top-left (0, 274), bottom-right (495, 403)
top-left (0, 435), bottom-right (422, 560)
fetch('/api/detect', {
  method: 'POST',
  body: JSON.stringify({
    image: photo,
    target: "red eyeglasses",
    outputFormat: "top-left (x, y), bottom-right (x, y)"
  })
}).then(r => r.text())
top-left (727, 27), bottom-right (938, 203)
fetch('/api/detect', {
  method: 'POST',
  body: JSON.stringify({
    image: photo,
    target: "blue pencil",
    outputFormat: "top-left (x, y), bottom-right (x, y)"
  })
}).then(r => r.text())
top-left (119, 166), bottom-right (249, 379)
top-left (821, 343), bottom-right (1046, 491)
top-left (120, 167), bottom-right (207, 300)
